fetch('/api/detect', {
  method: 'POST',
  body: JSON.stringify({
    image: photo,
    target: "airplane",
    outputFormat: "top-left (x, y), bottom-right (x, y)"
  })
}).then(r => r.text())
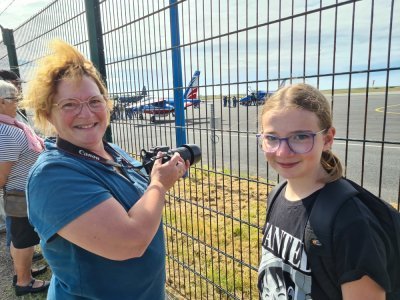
top-left (118, 86), bottom-right (147, 103)
top-left (239, 79), bottom-right (286, 106)
top-left (110, 87), bottom-right (147, 121)
top-left (126, 70), bottom-right (201, 123)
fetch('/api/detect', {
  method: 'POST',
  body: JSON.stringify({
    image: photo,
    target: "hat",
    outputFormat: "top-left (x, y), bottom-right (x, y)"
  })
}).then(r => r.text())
top-left (0, 70), bottom-right (24, 82)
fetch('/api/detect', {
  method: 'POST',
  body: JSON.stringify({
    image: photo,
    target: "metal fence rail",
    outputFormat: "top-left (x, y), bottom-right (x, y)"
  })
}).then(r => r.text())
top-left (1, 0), bottom-right (399, 299)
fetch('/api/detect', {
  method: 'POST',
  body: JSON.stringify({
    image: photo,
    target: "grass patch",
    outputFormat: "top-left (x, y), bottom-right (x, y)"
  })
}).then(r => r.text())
top-left (164, 166), bottom-right (271, 299)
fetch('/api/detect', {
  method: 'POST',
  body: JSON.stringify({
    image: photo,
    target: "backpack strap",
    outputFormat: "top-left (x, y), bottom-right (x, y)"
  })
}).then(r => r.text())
top-left (266, 181), bottom-right (287, 219)
top-left (304, 178), bottom-right (359, 299)
top-left (304, 178), bottom-right (359, 255)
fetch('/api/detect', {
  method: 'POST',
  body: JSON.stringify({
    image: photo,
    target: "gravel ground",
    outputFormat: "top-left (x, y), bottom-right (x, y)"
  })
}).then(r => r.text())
top-left (0, 232), bottom-right (50, 300)
top-left (0, 232), bottom-right (15, 300)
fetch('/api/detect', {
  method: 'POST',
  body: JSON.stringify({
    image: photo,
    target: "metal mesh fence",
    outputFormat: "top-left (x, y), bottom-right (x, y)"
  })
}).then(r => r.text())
top-left (1, 0), bottom-right (399, 298)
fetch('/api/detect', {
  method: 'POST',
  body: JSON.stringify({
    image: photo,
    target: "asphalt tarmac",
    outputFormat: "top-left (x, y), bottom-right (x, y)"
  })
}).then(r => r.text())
top-left (111, 92), bottom-right (400, 205)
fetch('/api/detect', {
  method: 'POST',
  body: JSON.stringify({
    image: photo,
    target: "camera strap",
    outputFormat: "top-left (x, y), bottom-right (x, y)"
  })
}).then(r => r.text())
top-left (56, 137), bottom-right (138, 170)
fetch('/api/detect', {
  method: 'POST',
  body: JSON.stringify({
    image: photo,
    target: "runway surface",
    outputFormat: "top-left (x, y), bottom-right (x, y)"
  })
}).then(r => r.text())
top-left (111, 92), bottom-right (400, 204)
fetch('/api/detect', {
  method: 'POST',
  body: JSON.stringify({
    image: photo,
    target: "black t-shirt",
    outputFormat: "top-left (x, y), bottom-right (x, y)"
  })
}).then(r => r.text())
top-left (258, 186), bottom-right (391, 300)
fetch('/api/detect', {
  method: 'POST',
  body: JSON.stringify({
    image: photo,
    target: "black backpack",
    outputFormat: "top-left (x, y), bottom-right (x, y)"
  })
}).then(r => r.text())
top-left (267, 177), bottom-right (400, 299)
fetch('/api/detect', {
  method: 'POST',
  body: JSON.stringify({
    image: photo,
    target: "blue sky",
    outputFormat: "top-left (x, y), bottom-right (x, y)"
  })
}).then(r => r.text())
top-left (102, 0), bottom-right (400, 94)
top-left (1, 0), bottom-right (399, 95)
top-left (0, 0), bottom-right (52, 29)
top-left (103, 0), bottom-right (400, 94)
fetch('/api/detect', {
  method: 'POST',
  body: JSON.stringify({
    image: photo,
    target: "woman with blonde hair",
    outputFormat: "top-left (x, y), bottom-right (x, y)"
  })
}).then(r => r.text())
top-left (23, 40), bottom-right (189, 299)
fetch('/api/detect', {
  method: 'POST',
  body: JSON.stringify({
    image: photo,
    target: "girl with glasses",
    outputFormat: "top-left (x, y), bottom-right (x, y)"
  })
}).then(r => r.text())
top-left (257, 83), bottom-right (389, 300)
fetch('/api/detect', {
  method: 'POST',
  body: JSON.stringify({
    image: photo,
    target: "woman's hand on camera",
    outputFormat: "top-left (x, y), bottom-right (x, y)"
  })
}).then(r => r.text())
top-left (150, 152), bottom-right (189, 191)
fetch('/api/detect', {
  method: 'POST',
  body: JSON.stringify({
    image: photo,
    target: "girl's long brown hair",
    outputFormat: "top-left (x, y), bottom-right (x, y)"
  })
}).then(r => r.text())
top-left (261, 83), bottom-right (343, 181)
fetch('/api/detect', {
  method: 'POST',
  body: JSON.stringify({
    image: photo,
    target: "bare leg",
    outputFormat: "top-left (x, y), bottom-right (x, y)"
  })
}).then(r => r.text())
top-left (10, 243), bottom-right (35, 286)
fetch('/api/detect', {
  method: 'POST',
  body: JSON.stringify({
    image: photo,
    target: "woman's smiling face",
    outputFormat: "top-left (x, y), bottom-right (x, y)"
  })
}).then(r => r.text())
top-left (49, 76), bottom-right (108, 150)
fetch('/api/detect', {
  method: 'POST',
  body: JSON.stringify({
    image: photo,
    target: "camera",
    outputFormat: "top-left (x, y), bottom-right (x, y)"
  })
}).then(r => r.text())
top-left (140, 144), bottom-right (201, 175)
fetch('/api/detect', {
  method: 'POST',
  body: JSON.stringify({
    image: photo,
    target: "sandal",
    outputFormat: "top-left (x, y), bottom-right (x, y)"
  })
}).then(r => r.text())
top-left (32, 252), bottom-right (44, 262)
top-left (15, 279), bottom-right (50, 296)
top-left (12, 265), bottom-right (48, 286)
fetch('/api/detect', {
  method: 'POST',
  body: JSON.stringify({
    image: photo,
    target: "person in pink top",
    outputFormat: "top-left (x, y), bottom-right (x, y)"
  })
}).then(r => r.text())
top-left (0, 80), bottom-right (49, 296)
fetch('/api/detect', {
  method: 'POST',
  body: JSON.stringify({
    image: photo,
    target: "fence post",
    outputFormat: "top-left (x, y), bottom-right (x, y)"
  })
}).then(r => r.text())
top-left (1, 25), bottom-right (28, 118)
top-left (210, 104), bottom-right (217, 169)
top-left (84, 0), bottom-right (112, 142)
top-left (0, 26), bottom-right (20, 77)
top-left (169, 0), bottom-right (187, 147)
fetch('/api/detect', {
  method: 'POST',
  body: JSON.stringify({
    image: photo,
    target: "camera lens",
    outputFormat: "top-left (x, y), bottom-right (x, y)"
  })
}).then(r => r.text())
top-left (141, 144), bottom-right (201, 175)
top-left (172, 144), bottom-right (201, 166)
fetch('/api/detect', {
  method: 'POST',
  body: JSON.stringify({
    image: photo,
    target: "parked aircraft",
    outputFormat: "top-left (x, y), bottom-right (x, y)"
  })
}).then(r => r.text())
top-left (110, 87), bottom-right (148, 121)
top-left (119, 86), bottom-right (148, 103)
top-left (127, 70), bottom-right (201, 122)
top-left (239, 79), bottom-right (286, 106)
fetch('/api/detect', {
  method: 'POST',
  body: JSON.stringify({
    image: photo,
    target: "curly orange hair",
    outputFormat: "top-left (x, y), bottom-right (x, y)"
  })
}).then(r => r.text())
top-left (22, 39), bottom-right (112, 135)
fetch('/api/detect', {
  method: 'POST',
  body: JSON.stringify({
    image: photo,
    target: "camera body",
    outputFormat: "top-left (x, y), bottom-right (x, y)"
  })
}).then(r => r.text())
top-left (141, 144), bottom-right (201, 175)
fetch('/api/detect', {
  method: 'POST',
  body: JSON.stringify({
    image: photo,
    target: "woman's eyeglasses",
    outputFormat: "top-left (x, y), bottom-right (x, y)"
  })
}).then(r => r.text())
top-left (2, 96), bottom-right (22, 103)
top-left (53, 95), bottom-right (107, 115)
top-left (256, 129), bottom-right (326, 154)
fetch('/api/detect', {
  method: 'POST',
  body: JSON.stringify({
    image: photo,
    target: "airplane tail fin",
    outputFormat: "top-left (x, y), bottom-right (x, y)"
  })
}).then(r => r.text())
top-left (184, 71), bottom-right (200, 99)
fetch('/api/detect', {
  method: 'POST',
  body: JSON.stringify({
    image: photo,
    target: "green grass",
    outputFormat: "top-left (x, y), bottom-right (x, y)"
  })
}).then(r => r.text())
top-left (164, 167), bottom-right (270, 299)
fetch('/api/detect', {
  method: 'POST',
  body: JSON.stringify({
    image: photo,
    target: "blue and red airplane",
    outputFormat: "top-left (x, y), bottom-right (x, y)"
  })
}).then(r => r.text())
top-left (127, 70), bottom-right (201, 122)
top-left (239, 79), bottom-right (286, 106)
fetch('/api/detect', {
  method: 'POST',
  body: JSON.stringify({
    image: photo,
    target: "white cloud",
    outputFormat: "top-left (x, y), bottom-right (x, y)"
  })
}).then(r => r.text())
top-left (0, 0), bottom-right (52, 29)
top-left (1, 0), bottom-right (398, 93)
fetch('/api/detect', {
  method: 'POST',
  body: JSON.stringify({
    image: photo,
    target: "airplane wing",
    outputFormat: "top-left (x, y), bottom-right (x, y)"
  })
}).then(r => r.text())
top-left (127, 96), bottom-right (164, 109)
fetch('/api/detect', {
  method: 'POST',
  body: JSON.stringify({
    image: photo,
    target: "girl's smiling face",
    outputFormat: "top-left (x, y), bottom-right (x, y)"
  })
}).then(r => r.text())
top-left (261, 107), bottom-right (334, 182)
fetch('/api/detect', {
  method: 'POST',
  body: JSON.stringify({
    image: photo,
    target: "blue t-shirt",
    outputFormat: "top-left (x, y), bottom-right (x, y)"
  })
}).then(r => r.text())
top-left (27, 139), bottom-right (166, 300)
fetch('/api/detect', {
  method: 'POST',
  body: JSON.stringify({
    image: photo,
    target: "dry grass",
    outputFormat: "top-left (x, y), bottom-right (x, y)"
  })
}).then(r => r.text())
top-left (164, 166), bottom-right (272, 299)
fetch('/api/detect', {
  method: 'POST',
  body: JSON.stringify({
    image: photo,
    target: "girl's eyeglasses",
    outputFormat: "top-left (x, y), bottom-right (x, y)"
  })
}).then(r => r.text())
top-left (256, 129), bottom-right (326, 154)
